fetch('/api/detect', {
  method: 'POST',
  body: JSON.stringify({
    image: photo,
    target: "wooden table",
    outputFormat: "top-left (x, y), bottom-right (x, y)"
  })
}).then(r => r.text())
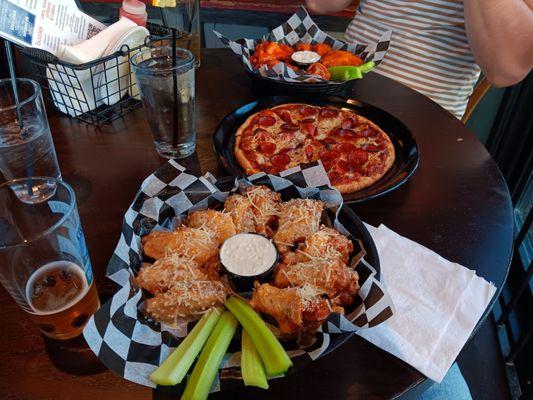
top-left (0, 49), bottom-right (513, 399)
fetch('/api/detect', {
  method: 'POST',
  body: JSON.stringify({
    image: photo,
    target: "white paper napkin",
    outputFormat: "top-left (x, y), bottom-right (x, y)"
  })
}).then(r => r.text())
top-left (358, 224), bottom-right (496, 383)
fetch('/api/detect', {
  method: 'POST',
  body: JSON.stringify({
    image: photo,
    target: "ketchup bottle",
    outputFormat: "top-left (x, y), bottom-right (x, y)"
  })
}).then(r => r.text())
top-left (119, 0), bottom-right (147, 27)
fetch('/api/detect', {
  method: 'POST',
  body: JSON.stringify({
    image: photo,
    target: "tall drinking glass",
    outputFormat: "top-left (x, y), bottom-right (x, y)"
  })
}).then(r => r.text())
top-left (0, 79), bottom-right (61, 191)
top-left (131, 46), bottom-right (196, 159)
top-left (0, 177), bottom-right (99, 340)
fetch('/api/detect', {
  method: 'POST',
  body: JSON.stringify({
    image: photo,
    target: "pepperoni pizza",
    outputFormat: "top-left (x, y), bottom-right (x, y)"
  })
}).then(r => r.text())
top-left (234, 103), bottom-right (396, 193)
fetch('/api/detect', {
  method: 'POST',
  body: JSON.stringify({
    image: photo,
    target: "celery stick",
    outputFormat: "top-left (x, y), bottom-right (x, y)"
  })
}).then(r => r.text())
top-left (359, 60), bottom-right (376, 74)
top-left (150, 308), bottom-right (222, 386)
top-left (224, 296), bottom-right (292, 376)
top-left (328, 66), bottom-right (352, 81)
top-left (349, 67), bottom-right (363, 79)
top-left (181, 311), bottom-right (239, 400)
top-left (241, 330), bottom-right (269, 389)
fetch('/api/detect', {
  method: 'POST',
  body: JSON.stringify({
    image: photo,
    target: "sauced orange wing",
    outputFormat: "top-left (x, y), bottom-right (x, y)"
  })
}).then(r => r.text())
top-left (312, 43), bottom-right (333, 57)
top-left (245, 185), bottom-right (281, 237)
top-left (250, 283), bottom-right (332, 337)
top-left (273, 199), bottom-right (323, 252)
top-left (294, 42), bottom-right (312, 51)
top-left (296, 226), bottom-right (353, 264)
top-left (306, 62), bottom-right (331, 80)
top-left (224, 194), bottom-right (256, 233)
top-left (144, 280), bottom-right (230, 324)
top-left (274, 258), bottom-right (359, 306)
top-left (186, 209), bottom-right (236, 245)
top-left (137, 255), bottom-right (210, 295)
top-left (251, 41), bottom-right (294, 68)
top-left (321, 50), bottom-right (364, 67)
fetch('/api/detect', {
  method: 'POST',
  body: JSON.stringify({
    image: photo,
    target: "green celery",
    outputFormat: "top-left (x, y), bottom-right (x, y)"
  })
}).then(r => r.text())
top-left (224, 296), bottom-right (292, 376)
top-left (349, 67), bottom-right (363, 79)
top-left (358, 60), bottom-right (376, 74)
top-left (181, 311), bottom-right (239, 400)
top-left (241, 330), bottom-right (269, 389)
top-left (150, 307), bottom-right (222, 386)
top-left (328, 66), bottom-right (352, 81)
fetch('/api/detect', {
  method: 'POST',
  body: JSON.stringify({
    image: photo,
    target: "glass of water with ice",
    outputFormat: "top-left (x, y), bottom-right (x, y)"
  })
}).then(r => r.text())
top-left (0, 79), bottom-right (61, 202)
top-left (131, 46), bottom-right (196, 159)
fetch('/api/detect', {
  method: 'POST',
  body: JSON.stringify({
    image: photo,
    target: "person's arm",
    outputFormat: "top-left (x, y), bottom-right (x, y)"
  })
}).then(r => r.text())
top-left (305, 0), bottom-right (354, 14)
top-left (464, 0), bottom-right (533, 87)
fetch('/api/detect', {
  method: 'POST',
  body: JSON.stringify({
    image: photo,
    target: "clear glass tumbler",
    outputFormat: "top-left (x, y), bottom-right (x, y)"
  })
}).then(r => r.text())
top-left (0, 177), bottom-right (99, 340)
top-left (0, 79), bottom-right (61, 189)
top-left (131, 46), bottom-right (196, 159)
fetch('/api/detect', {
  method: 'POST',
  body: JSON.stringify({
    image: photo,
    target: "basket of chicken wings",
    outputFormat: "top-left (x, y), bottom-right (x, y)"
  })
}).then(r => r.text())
top-left (214, 6), bottom-right (391, 95)
top-left (83, 161), bottom-right (393, 397)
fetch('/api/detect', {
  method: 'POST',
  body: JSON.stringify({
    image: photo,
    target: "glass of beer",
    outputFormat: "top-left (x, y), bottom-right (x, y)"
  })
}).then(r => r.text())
top-left (0, 177), bottom-right (99, 340)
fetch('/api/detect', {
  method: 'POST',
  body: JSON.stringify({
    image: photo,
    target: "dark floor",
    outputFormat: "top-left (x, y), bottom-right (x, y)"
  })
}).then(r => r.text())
top-left (457, 315), bottom-right (511, 400)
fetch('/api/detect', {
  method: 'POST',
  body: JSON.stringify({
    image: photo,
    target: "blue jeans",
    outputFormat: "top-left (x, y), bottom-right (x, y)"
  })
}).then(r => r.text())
top-left (418, 363), bottom-right (472, 400)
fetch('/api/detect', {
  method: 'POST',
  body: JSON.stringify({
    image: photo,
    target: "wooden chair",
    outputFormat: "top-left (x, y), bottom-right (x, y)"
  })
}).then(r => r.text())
top-left (462, 76), bottom-right (491, 124)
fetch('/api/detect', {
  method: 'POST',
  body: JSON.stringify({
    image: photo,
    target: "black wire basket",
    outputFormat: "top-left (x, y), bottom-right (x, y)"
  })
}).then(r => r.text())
top-left (15, 23), bottom-right (174, 127)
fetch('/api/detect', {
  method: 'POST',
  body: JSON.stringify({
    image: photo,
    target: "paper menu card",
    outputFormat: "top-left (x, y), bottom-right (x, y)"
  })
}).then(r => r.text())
top-left (0, 0), bottom-right (106, 56)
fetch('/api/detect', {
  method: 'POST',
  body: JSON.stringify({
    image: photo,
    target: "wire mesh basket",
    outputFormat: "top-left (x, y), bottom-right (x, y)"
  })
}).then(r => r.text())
top-left (15, 23), bottom-right (174, 127)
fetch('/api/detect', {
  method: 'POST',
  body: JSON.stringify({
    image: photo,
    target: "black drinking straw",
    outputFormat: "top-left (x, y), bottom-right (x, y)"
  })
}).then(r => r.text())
top-left (186, 1), bottom-right (197, 51)
top-left (171, 29), bottom-right (178, 150)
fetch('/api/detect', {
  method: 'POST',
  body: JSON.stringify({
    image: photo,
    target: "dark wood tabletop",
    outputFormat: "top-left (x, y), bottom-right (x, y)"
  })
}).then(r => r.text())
top-left (0, 49), bottom-right (514, 400)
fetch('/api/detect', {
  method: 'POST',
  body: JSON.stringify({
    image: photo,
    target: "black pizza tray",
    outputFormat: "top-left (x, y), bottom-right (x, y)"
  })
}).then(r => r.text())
top-left (213, 95), bottom-right (420, 203)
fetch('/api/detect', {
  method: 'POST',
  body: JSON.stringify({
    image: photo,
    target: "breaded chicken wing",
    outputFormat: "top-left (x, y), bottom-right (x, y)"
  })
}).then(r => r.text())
top-left (273, 199), bottom-right (323, 252)
top-left (250, 283), bottom-right (336, 337)
top-left (137, 255), bottom-right (210, 295)
top-left (245, 185), bottom-right (281, 237)
top-left (142, 226), bottom-right (219, 265)
top-left (144, 280), bottom-right (230, 324)
top-left (186, 209), bottom-right (236, 244)
top-left (274, 258), bottom-right (359, 307)
top-left (295, 226), bottom-right (353, 264)
top-left (224, 194), bottom-right (256, 233)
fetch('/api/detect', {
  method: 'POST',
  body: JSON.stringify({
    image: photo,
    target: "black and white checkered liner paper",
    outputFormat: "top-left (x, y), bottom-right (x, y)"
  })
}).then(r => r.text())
top-left (83, 160), bottom-right (394, 391)
top-left (213, 6), bottom-right (392, 84)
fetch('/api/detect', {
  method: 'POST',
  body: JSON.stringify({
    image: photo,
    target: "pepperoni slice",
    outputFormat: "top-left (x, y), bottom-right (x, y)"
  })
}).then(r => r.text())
top-left (365, 144), bottom-right (383, 152)
top-left (301, 122), bottom-right (316, 136)
top-left (253, 128), bottom-right (271, 141)
top-left (322, 159), bottom-right (333, 171)
top-left (328, 171), bottom-right (341, 184)
top-left (299, 106), bottom-right (316, 116)
top-left (336, 160), bottom-right (351, 173)
top-left (258, 115), bottom-right (276, 127)
top-left (322, 137), bottom-right (337, 148)
top-left (257, 142), bottom-right (276, 155)
top-left (341, 118), bottom-right (356, 129)
top-left (280, 123), bottom-right (299, 131)
top-left (338, 143), bottom-right (357, 153)
top-left (332, 128), bottom-right (356, 139)
top-left (319, 108), bottom-right (340, 118)
top-left (357, 128), bottom-right (379, 138)
top-left (301, 117), bottom-right (316, 123)
top-left (319, 150), bottom-right (341, 160)
top-left (348, 149), bottom-right (368, 167)
top-left (270, 153), bottom-right (290, 167)
top-left (277, 110), bottom-right (294, 124)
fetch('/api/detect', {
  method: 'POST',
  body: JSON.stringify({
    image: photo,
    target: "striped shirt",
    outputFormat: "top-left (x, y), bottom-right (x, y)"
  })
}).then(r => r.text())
top-left (345, 0), bottom-right (480, 118)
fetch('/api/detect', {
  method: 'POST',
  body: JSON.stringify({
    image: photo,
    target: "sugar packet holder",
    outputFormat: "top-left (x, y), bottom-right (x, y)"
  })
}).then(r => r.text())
top-left (83, 160), bottom-right (394, 390)
top-left (214, 6), bottom-right (392, 84)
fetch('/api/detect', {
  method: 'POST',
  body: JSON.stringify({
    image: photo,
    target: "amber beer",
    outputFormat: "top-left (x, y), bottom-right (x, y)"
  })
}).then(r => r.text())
top-left (25, 261), bottom-right (100, 340)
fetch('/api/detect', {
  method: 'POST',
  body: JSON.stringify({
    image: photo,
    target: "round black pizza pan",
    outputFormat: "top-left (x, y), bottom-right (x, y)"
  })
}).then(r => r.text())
top-left (213, 95), bottom-right (420, 203)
